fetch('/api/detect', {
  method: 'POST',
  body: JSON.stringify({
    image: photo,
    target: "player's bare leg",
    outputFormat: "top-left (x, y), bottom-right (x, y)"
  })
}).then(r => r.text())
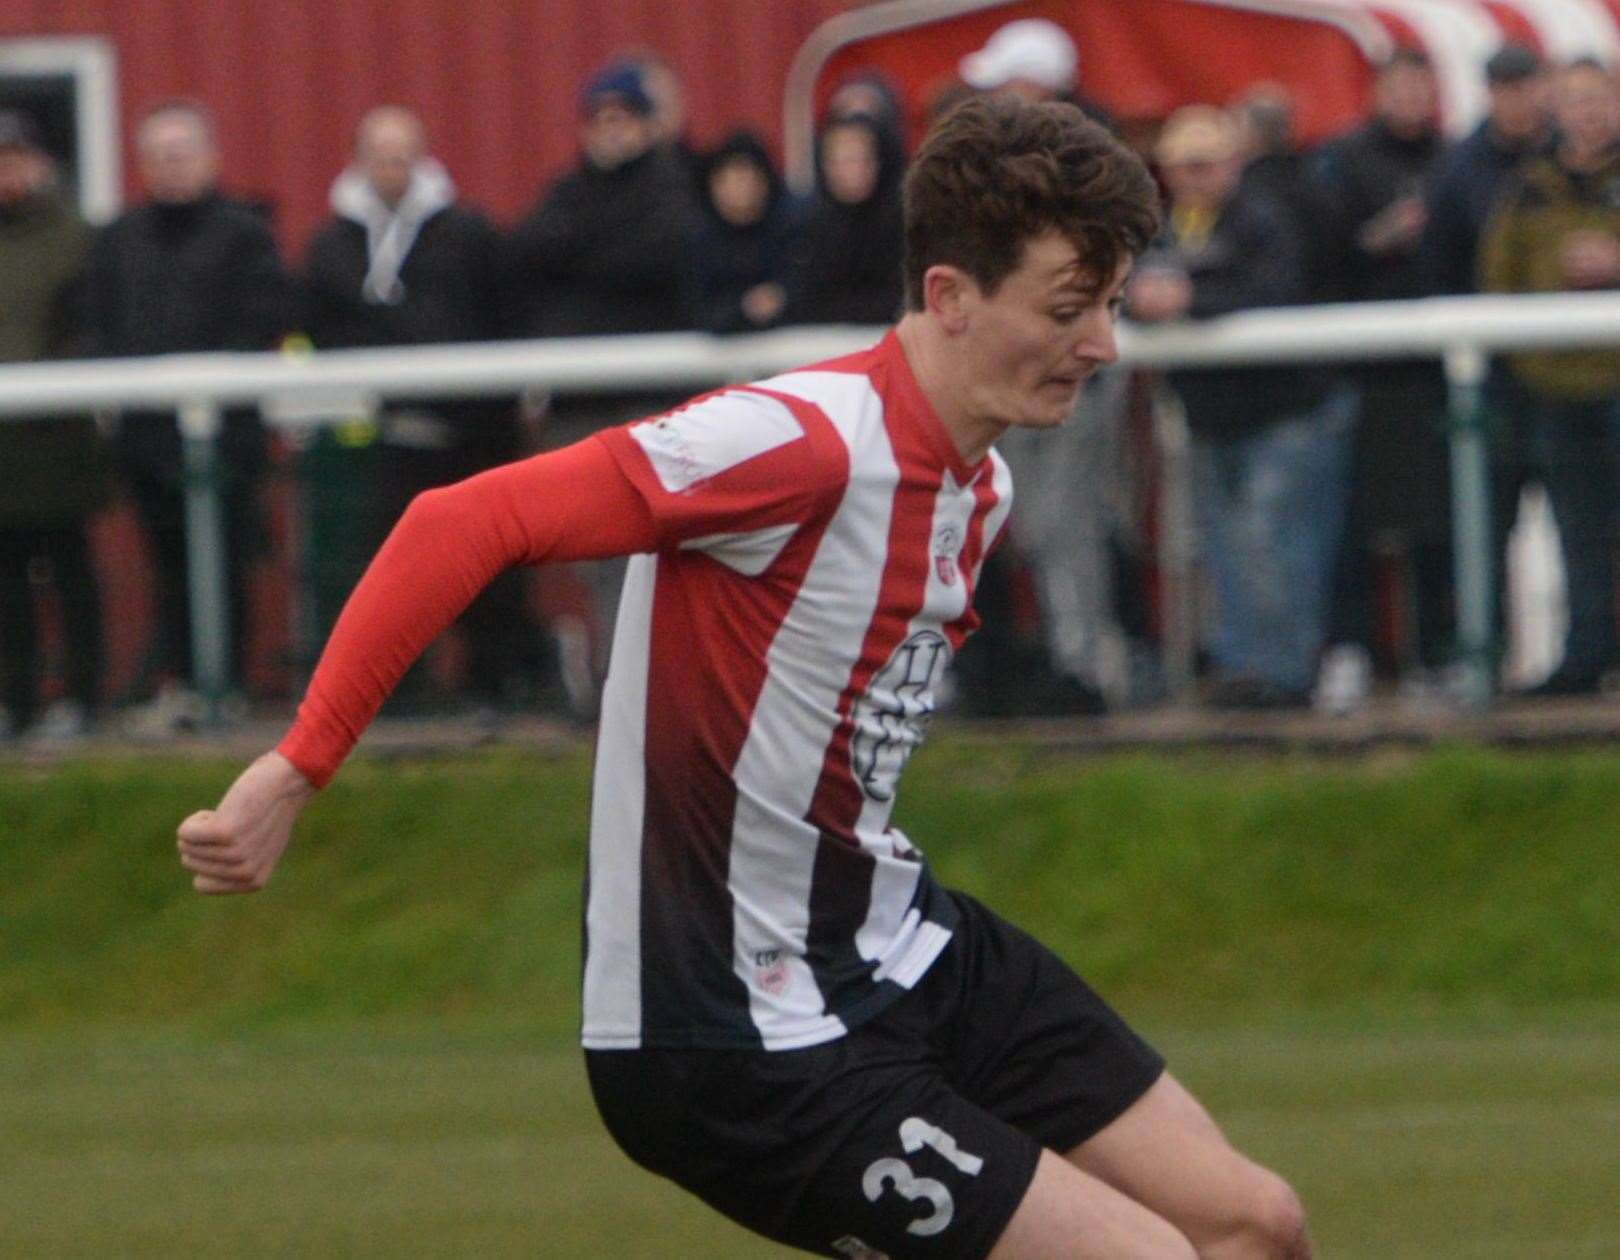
top-left (988, 1149), bottom-right (1196, 1259)
top-left (1066, 1073), bottom-right (1312, 1258)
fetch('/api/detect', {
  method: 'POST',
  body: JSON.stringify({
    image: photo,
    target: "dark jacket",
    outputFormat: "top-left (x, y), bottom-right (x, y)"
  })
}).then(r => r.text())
top-left (506, 146), bottom-right (700, 337)
top-left (692, 132), bottom-right (805, 334)
top-left (84, 191), bottom-right (291, 482)
top-left (1480, 145), bottom-right (1620, 399)
top-left (788, 114), bottom-right (906, 326)
top-left (0, 189), bottom-right (108, 522)
top-left (1422, 119), bottom-right (1548, 297)
top-left (303, 204), bottom-right (505, 348)
top-left (1238, 150), bottom-right (1330, 300)
top-left (1309, 118), bottom-right (1442, 304)
top-left (1152, 187), bottom-right (1329, 436)
top-left (85, 192), bottom-right (291, 357)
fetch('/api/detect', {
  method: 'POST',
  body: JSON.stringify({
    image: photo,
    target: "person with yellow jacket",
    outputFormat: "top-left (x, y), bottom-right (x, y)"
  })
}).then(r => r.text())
top-left (1480, 57), bottom-right (1620, 696)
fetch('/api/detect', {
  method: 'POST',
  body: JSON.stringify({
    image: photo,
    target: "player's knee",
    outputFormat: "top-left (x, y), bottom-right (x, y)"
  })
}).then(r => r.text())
top-left (1221, 1170), bottom-right (1309, 1258)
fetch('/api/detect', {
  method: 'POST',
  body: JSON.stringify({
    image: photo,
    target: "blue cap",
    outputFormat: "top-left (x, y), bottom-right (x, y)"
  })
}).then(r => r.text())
top-left (581, 60), bottom-right (655, 118)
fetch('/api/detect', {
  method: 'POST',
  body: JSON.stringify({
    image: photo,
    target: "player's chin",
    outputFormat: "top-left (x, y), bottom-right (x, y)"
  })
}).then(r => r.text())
top-left (1028, 381), bottom-right (1081, 423)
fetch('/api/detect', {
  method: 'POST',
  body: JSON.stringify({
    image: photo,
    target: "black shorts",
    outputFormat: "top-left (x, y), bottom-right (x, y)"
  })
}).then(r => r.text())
top-left (585, 890), bottom-right (1164, 1258)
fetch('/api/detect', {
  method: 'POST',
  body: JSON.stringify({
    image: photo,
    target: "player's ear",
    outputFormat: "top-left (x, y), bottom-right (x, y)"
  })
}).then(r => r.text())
top-left (922, 264), bottom-right (974, 334)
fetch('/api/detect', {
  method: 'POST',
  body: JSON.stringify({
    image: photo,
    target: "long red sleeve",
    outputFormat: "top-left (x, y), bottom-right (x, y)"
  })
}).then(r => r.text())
top-left (277, 435), bottom-right (657, 787)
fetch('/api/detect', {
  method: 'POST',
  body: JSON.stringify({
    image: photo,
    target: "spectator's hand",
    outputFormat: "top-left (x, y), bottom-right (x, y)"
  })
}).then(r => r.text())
top-left (1356, 196), bottom-right (1427, 255)
top-left (177, 751), bottom-right (316, 894)
top-left (742, 282), bottom-right (786, 326)
top-left (1559, 230), bottom-right (1620, 289)
top-left (1126, 268), bottom-right (1194, 323)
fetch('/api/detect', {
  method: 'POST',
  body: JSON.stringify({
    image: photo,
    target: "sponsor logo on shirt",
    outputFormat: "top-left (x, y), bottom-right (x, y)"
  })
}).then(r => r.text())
top-left (852, 631), bottom-right (949, 803)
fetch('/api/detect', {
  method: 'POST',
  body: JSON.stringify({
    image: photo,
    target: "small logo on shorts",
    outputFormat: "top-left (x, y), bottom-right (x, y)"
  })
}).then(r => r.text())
top-left (832, 1237), bottom-right (889, 1260)
top-left (754, 949), bottom-right (789, 996)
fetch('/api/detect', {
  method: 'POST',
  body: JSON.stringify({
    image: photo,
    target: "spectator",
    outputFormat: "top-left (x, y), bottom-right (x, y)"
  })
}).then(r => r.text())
top-left (1309, 49), bottom-right (1451, 710)
top-left (301, 105), bottom-right (551, 714)
top-left (1480, 57), bottom-right (1620, 695)
top-left (628, 51), bottom-right (705, 196)
top-left (0, 110), bottom-right (105, 743)
top-left (84, 100), bottom-right (292, 731)
top-left (691, 130), bottom-right (802, 333)
top-left (957, 16), bottom-right (1113, 129)
top-left (1232, 84), bottom-right (1326, 294)
top-left (827, 69), bottom-right (909, 148)
top-left (507, 58), bottom-right (699, 341)
top-left (789, 112), bottom-right (904, 325)
top-left (1422, 44), bottom-right (1552, 673)
top-left (506, 59), bottom-right (702, 694)
top-left (946, 42), bottom-right (1135, 713)
top-left (1128, 106), bottom-right (1353, 709)
top-left (1424, 45), bottom-right (1551, 298)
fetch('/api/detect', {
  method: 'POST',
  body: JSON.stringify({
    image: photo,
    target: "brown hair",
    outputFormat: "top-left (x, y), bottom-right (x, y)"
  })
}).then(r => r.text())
top-left (902, 94), bottom-right (1159, 310)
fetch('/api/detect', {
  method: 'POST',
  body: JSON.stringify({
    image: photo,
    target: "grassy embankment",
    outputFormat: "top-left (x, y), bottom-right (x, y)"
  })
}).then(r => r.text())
top-left (3, 739), bottom-right (1616, 1032)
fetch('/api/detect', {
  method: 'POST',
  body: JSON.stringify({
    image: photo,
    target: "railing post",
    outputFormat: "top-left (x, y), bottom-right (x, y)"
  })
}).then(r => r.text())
top-left (1444, 345), bottom-right (1494, 710)
top-left (178, 396), bottom-right (231, 722)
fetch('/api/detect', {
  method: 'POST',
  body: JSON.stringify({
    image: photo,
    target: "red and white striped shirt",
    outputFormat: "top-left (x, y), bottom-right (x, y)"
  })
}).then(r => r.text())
top-left (279, 330), bottom-right (1012, 1052)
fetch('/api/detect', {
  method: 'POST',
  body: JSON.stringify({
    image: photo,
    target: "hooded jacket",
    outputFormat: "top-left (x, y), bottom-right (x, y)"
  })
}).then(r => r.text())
top-left (303, 159), bottom-right (504, 348)
top-left (788, 113), bottom-right (906, 326)
top-left (691, 131), bottom-right (805, 333)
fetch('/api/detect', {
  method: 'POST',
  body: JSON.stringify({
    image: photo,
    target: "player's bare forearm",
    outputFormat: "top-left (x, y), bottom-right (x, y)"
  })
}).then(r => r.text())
top-left (177, 751), bottom-right (316, 894)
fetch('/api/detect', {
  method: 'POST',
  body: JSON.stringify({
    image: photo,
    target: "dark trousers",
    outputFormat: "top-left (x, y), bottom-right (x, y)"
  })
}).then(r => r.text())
top-left (1522, 393), bottom-right (1620, 677)
top-left (124, 470), bottom-right (259, 692)
top-left (0, 520), bottom-right (103, 724)
top-left (1327, 370), bottom-right (1459, 670)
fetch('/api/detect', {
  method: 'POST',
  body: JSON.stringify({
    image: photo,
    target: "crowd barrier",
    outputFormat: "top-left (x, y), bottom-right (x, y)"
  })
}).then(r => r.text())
top-left (4, 291), bottom-right (1620, 714)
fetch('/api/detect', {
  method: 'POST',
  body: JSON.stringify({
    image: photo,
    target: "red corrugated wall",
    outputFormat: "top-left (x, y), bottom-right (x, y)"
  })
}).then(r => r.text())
top-left (0, 0), bottom-right (864, 258)
top-left (1, 0), bottom-right (871, 703)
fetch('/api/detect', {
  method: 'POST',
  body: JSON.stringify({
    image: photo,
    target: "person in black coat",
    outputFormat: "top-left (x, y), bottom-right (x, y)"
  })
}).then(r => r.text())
top-left (788, 112), bottom-right (905, 326)
top-left (1307, 50), bottom-right (1455, 699)
top-left (507, 59), bottom-right (699, 341)
top-left (691, 130), bottom-right (803, 334)
top-left (84, 101), bottom-right (292, 721)
top-left (301, 106), bottom-right (550, 712)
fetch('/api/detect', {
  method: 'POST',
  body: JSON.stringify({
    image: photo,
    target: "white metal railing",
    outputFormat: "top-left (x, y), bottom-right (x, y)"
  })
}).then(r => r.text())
top-left (4, 292), bottom-right (1620, 710)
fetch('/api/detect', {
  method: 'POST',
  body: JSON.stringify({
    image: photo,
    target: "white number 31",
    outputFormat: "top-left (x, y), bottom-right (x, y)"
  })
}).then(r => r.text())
top-left (861, 1118), bottom-right (985, 1237)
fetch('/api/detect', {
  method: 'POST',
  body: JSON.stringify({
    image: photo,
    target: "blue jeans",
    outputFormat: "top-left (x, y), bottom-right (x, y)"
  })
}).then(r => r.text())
top-left (1193, 389), bottom-right (1356, 694)
top-left (1522, 393), bottom-right (1620, 677)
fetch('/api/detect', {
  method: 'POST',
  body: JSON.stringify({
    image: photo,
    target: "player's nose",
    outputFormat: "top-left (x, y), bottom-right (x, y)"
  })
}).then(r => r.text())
top-left (1074, 309), bottom-right (1119, 365)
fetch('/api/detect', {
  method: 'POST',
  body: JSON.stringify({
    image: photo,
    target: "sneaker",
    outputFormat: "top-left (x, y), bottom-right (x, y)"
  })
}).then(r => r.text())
top-left (1314, 644), bottom-right (1372, 716)
top-left (1207, 675), bottom-right (1310, 711)
top-left (124, 683), bottom-right (207, 740)
top-left (1521, 663), bottom-right (1604, 699)
top-left (25, 699), bottom-right (91, 745)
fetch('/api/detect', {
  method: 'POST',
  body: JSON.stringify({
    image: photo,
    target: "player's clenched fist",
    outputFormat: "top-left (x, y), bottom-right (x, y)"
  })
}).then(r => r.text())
top-left (176, 750), bottom-right (316, 894)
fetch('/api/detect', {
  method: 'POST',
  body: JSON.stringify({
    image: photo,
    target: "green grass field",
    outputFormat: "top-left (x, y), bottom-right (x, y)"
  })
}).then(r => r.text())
top-left (3, 740), bottom-right (1618, 1255)
top-left (2, 1023), bottom-right (1615, 1257)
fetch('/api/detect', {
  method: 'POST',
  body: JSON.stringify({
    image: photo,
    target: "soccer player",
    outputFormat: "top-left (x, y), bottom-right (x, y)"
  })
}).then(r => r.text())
top-left (178, 96), bottom-right (1311, 1259)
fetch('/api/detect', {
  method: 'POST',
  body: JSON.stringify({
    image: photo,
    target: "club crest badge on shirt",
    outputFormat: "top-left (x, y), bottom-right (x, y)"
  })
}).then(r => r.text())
top-left (933, 524), bottom-right (961, 587)
top-left (754, 949), bottom-right (790, 996)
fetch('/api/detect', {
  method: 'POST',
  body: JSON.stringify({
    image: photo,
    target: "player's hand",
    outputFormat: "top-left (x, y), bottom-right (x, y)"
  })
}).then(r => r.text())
top-left (176, 751), bottom-right (316, 894)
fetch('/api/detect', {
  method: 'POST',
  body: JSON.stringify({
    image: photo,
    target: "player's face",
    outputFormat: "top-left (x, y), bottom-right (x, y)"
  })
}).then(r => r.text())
top-left (958, 230), bottom-right (1128, 431)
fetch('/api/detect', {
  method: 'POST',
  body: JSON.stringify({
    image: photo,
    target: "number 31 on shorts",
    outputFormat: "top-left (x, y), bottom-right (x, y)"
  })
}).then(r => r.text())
top-left (861, 1117), bottom-right (985, 1237)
